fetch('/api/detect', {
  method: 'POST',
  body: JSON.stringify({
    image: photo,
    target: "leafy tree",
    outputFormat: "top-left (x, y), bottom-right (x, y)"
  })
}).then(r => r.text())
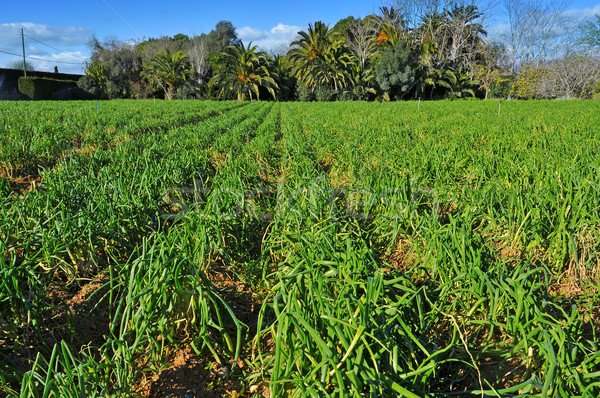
top-left (473, 42), bottom-right (511, 99)
top-left (173, 33), bottom-right (190, 44)
top-left (511, 63), bottom-right (547, 99)
top-left (207, 21), bottom-right (241, 56)
top-left (210, 42), bottom-right (276, 101)
top-left (84, 60), bottom-right (106, 83)
top-left (143, 49), bottom-right (192, 100)
top-left (78, 60), bottom-right (107, 98)
top-left (8, 60), bottom-right (35, 72)
top-left (332, 16), bottom-right (357, 39)
top-left (579, 14), bottom-right (600, 49)
top-left (136, 35), bottom-right (188, 58)
top-left (375, 41), bottom-right (416, 100)
top-left (89, 36), bottom-right (143, 98)
top-left (77, 75), bottom-right (101, 98)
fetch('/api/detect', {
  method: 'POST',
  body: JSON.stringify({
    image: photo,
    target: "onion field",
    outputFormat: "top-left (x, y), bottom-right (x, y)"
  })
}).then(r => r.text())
top-left (1, 100), bottom-right (600, 397)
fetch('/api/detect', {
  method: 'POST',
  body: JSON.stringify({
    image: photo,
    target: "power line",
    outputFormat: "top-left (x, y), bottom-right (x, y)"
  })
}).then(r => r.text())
top-left (0, 49), bottom-right (21, 57)
top-left (0, 29), bottom-right (87, 69)
top-left (23, 33), bottom-right (87, 61)
top-left (0, 48), bottom-right (84, 65)
top-left (27, 55), bottom-right (83, 65)
top-left (100, 0), bottom-right (142, 41)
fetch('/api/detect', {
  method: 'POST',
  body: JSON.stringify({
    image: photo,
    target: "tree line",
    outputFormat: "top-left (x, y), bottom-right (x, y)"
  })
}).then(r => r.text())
top-left (78, 1), bottom-right (600, 101)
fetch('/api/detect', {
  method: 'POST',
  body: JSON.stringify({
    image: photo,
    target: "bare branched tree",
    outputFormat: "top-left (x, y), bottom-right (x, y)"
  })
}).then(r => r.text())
top-left (189, 36), bottom-right (211, 95)
top-left (543, 55), bottom-right (600, 99)
top-left (8, 59), bottom-right (35, 72)
top-left (501, 0), bottom-right (574, 72)
top-left (344, 18), bottom-right (380, 73)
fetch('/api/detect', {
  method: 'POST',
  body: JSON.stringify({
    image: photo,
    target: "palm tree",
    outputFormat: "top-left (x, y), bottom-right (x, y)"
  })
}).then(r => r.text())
top-left (415, 64), bottom-right (452, 100)
top-left (143, 49), bottom-right (191, 100)
top-left (377, 6), bottom-right (405, 46)
top-left (210, 42), bottom-right (276, 102)
top-left (289, 22), bottom-right (352, 92)
top-left (271, 55), bottom-right (295, 101)
top-left (412, 13), bottom-right (445, 100)
top-left (444, 68), bottom-right (477, 98)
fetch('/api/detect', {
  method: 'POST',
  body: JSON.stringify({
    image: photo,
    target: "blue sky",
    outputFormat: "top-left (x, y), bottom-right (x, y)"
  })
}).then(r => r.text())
top-left (1, 0), bottom-right (599, 74)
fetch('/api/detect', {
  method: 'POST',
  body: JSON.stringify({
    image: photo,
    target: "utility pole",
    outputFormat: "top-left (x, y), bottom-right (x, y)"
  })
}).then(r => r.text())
top-left (20, 28), bottom-right (27, 77)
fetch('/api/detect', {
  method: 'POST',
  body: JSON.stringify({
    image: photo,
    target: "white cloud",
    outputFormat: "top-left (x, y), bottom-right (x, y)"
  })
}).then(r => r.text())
top-left (0, 22), bottom-right (90, 49)
top-left (237, 26), bottom-right (266, 41)
top-left (238, 23), bottom-right (302, 53)
top-left (0, 22), bottom-right (90, 74)
top-left (564, 4), bottom-right (600, 19)
top-left (487, 22), bottom-right (510, 39)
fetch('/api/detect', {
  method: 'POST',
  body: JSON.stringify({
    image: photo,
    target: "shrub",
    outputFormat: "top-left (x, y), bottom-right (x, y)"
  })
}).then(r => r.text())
top-left (77, 75), bottom-right (106, 99)
top-left (375, 42), bottom-right (416, 100)
top-left (314, 85), bottom-right (334, 102)
top-left (106, 82), bottom-right (123, 99)
top-left (338, 90), bottom-right (354, 101)
top-left (295, 84), bottom-right (314, 101)
top-left (18, 77), bottom-right (77, 100)
top-left (593, 81), bottom-right (600, 99)
top-left (175, 81), bottom-right (197, 100)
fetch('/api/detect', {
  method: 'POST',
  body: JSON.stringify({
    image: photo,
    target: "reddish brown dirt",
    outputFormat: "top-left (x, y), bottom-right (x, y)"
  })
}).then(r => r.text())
top-left (135, 345), bottom-right (244, 398)
top-left (135, 262), bottom-right (266, 398)
top-left (0, 269), bottom-right (113, 380)
top-left (55, 271), bottom-right (113, 348)
top-left (382, 238), bottom-right (419, 272)
top-left (206, 265), bottom-right (259, 334)
top-left (478, 356), bottom-right (528, 389)
top-left (1, 247), bottom-right (269, 397)
top-left (1, 168), bottom-right (42, 197)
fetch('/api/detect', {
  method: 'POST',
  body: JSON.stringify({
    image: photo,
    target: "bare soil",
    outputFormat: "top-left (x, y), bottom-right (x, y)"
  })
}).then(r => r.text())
top-left (135, 262), bottom-right (266, 398)
top-left (1, 167), bottom-right (42, 197)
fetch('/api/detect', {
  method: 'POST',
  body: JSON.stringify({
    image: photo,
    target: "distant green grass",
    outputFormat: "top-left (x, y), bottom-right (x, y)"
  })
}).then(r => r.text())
top-left (1, 99), bottom-right (599, 397)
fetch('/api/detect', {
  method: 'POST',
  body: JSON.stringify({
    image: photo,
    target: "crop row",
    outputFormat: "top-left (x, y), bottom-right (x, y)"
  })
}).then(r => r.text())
top-left (1, 100), bottom-right (599, 397)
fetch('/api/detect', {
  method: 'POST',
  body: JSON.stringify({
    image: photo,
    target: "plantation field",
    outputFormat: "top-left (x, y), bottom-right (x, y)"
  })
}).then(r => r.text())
top-left (1, 99), bottom-right (600, 397)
